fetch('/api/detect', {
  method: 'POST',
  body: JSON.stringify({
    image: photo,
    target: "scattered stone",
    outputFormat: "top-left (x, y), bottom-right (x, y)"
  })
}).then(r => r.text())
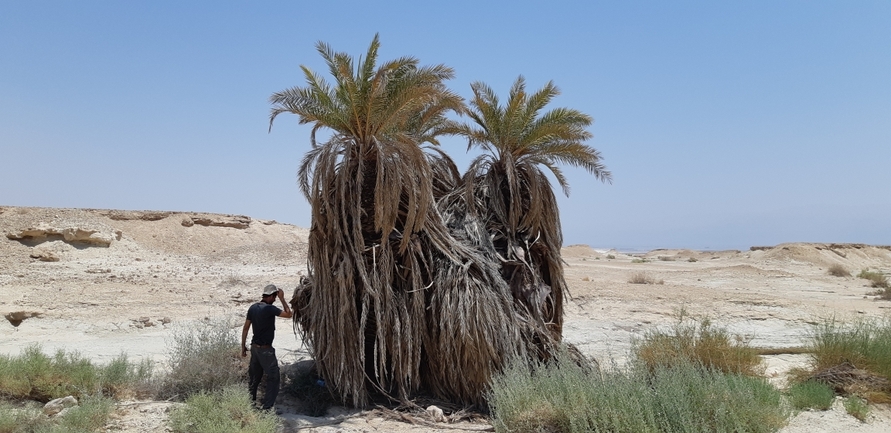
top-left (134, 317), bottom-right (155, 328)
top-left (426, 405), bottom-right (446, 423)
top-left (30, 250), bottom-right (59, 262)
top-left (44, 395), bottom-right (78, 416)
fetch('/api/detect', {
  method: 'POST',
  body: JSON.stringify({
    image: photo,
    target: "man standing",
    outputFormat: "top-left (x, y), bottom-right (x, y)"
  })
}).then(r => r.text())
top-left (241, 284), bottom-right (292, 411)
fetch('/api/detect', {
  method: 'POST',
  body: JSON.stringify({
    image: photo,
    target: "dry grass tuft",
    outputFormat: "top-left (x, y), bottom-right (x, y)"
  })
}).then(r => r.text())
top-left (633, 315), bottom-right (763, 377)
top-left (796, 318), bottom-right (891, 403)
top-left (628, 271), bottom-right (663, 285)
top-left (859, 269), bottom-right (889, 287)
top-left (827, 263), bottom-right (850, 277)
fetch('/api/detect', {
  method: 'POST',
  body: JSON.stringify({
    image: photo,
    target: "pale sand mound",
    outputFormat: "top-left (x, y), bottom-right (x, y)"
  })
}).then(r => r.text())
top-left (2, 206), bottom-right (891, 432)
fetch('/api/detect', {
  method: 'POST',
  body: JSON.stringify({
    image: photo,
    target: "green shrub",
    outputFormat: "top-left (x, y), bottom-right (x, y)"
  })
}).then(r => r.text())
top-left (844, 395), bottom-right (869, 422)
top-left (809, 318), bottom-right (891, 381)
top-left (858, 269), bottom-right (889, 289)
top-left (168, 386), bottom-right (279, 433)
top-left (161, 317), bottom-right (247, 400)
top-left (43, 395), bottom-right (114, 433)
top-left (98, 353), bottom-right (154, 399)
top-left (804, 318), bottom-right (891, 402)
top-left (0, 346), bottom-right (151, 402)
top-left (606, 254), bottom-right (616, 260)
top-left (633, 316), bottom-right (763, 376)
top-left (788, 380), bottom-right (834, 410)
top-left (687, 257), bottom-right (698, 262)
top-left (0, 396), bottom-right (112, 433)
top-left (488, 352), bottom-right (787, 433)
top-left (827, 264), bottom-right (850, 277)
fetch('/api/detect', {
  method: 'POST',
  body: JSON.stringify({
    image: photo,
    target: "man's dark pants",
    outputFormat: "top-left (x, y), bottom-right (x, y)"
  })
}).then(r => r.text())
top-left (248, 346), bottom-right (280, 410)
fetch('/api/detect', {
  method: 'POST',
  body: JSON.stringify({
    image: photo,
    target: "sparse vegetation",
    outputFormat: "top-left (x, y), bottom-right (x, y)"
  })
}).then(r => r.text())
top-left (788, 380), bottom-right (834, 410)
top-left (687, 257), bottom-right (698, 262)
top-left (0, 345), bottom-right (151, 402)
top-left (658, 256), bottom-right (675, 261)
top-left (0, 401), bottom-right (45, 433)
top-left (161, 318), bottom-right (247, 400)
top-left (799, 318), bottom-right (891, 403)
top-left (168, 386), bottom-right (279, 433)
top-left (858, 269), bottom-right (889, 289)
top-left (0, 390), bottom-right (116, 433)
top-left (49, 396), bottom-right (114, 433)
top-left (0, 318), bottom-right (268, 433)
top-left (827, 263), bottom-right (850, 277)
top-left (633, 315), bottom-right (762, 376)
top-left (606, 254), bottom-right (616, 260)
top-left (631, 258), bottom-right (648, 263)
top-left (489, 347), bottom-right (787, 433)
top-left (628, 271), bottom-right (663, 285)
top-left (844, 395), bottom-right (870, 421)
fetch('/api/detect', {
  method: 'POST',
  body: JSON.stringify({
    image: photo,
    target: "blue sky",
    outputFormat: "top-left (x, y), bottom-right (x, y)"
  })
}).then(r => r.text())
top-left (2, 2), bottom-right (889, 250)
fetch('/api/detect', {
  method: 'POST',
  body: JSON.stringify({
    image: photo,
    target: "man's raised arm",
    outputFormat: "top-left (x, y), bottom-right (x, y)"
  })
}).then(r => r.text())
top-left (277, 289), bottom-right (292, 319)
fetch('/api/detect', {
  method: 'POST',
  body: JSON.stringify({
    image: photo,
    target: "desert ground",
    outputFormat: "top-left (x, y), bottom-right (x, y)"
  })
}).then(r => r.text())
top-left (2, 206), bottom-right (891, 432)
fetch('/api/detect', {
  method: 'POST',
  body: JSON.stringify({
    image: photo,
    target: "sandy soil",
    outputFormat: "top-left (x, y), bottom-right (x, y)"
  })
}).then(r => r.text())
top-left (2, 206), bottom-right (891, 432)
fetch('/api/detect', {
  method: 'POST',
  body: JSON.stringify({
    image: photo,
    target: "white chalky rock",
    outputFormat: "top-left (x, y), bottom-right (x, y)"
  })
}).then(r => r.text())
top-left (44, 395), bottom-right (78, 416)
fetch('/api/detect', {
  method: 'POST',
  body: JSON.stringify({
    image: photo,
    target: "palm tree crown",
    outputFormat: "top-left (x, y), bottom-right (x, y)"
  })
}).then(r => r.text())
top-left (458, 76), bottom-right (611, 196)
top-left (269, 33), bottom-right (463, 151)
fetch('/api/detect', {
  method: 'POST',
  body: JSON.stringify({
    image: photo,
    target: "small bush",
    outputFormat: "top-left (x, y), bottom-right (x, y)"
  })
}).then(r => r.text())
top-left (827, 264), bottom-right (850, 277)
top-left (627, 272), bottom-right (662, 285)
top-left (804, 318), bottom-right (891, 402)
top-left (633, 316), bottom-right (763, 376)
top-left (168, 386), bottom-right (279, 433)
top-left (0, 346), bottom-right (151, 402)
top-left (809, 318), bottom-right (891, 379)
top-left (631, 258), bottom-right (648, 263)
top-left (606, 254), bottom-right (616, 260)
top-left (788, 380), bottom-right (834, 410)
top-left (161, 317), bottom-right (247, 400)
top-left (657, 256), bottom-right (674, 262)
top-left (48, 395), bottom-right (114, 433)
top-left (0, 396), bottom-right (113, 433)
top-left (687, 257), bottom-right (698, 262)
top-left (858, 269), bottom-right (889, 289)
top-left (488, 351), bottom-right (787, 433)
top-left (844, 395), bottom-right (869, 421)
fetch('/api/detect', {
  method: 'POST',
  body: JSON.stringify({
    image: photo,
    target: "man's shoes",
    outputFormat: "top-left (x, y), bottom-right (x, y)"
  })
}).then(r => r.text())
top-left (259, 406), bottom-right (283, 415)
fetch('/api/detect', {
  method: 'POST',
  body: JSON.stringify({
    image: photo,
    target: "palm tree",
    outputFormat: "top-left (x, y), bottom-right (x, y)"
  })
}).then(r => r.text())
top-left (454, 76), bottom-right (611, 349)
top-left (269, 36), bottom-right (526, 407)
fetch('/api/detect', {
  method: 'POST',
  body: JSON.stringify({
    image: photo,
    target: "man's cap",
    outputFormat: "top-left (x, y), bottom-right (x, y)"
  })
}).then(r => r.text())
top-left (262, 284), bottom-right (279, 296)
